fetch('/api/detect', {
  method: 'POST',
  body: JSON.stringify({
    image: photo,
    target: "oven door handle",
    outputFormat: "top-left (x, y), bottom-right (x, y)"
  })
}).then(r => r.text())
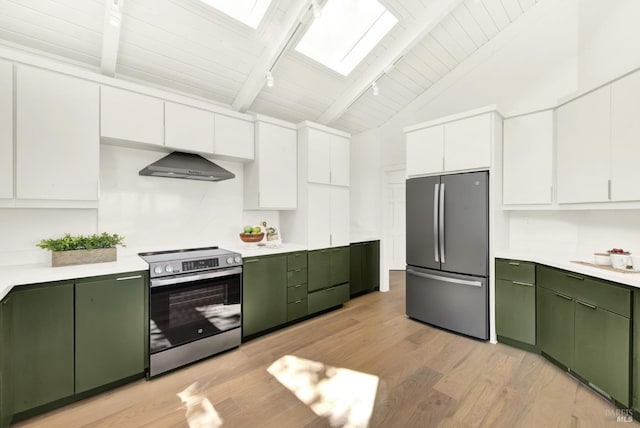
top-left (150, 267), bottom-right (242, 288)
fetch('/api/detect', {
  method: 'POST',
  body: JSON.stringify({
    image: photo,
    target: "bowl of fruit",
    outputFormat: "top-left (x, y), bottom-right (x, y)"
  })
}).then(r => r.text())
top-left (239, 225), bottom-right (265, 243)
top-left (608, 248), bottom-right (631, 269)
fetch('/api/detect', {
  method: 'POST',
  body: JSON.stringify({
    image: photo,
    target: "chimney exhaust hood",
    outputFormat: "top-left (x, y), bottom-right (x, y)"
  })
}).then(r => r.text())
top-left (139, 151), bottom-right (235, 182)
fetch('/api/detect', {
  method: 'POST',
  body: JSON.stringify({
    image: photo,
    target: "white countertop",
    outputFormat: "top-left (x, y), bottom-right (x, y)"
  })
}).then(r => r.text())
top-left (0, 254), bottom-right (149, 301)
top-left (495, 249), bottom-right (640, 289)
top-left (1, 238), bottom-right (382, 301)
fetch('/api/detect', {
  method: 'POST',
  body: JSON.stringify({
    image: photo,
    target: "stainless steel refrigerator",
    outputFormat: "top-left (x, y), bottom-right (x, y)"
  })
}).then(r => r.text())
top-left (405, 171), bottom-right (489, 340)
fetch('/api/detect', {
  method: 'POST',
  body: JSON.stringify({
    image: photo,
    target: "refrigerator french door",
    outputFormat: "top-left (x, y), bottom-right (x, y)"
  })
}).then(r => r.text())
top-left (406, 171), bottom-right (489, 340)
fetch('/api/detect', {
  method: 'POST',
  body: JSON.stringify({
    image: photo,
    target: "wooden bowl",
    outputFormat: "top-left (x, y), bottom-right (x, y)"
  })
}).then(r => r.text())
top-left (239, 232), bottom-right (264, 243)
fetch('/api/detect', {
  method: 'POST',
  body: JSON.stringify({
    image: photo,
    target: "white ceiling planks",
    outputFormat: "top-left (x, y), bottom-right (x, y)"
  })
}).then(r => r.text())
top-left (0, 0), bottom-right (544, 134)
top-left (0, 0), bottom-right (103, 66)
top-left (333, 0), bottom-right (540, 132)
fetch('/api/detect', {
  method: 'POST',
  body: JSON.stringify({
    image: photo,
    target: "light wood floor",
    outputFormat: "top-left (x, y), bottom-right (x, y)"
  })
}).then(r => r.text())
top-left (14, 271), bottom-right (638, 427)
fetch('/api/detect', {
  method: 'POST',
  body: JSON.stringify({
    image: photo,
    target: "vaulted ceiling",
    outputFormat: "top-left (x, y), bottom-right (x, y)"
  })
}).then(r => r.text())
top-left (0, 0), bottom-right (540, 134)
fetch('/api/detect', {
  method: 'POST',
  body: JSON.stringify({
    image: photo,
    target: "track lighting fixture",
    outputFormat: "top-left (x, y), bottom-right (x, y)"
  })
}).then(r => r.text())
top-left (371, 81), bottom-right (379, 96)
top-left (311, 0), bottom-right (322, 19)
top-left (109, 0), bottom-right (123, 27)
top-left (266, 70), bottom-right (274, 87)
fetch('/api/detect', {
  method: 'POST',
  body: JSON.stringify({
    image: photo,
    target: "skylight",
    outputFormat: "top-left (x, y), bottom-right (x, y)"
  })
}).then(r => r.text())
top-left (295, 0), bottom-right (398, 76)
top-left (200, 0), bottom-right (272, 29)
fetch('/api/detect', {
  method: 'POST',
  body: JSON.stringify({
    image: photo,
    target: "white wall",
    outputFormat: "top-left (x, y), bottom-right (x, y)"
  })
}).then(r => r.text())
top-left (99, 145), bottom-right (244, 250)
top-left (578, 0), bottom-right (640, 91)
top-left (0, 208), bottom-right (97, 266)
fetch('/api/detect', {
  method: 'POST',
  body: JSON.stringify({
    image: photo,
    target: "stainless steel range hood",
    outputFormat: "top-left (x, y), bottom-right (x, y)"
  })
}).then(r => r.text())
top-left (139, 151), bottom-right (235, 182)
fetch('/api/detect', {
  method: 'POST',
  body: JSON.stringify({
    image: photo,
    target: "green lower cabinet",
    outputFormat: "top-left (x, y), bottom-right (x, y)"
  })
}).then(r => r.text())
top-left (287, 299), bottom-right (308, 322)
top-left (495, 279), bottom-right (535, 345)
top-left (634, 292), bottom-right (640, 413)
top-left (243, 254), bottom-right (287, 337)
top-left (1, 294), bottom-right (8, 428)
top-left (308, 284), bottom-right (349, 314)
top-left (350, 241), bottom-right (380, 297)
top-left (574, 302), bottom-right (630, 406)
top-left (308, 249), bottom-right (331, 292)
top-left (537, 286), bottom-right (574, 368)
top-left (75, 272), bottom-right (146, 393)
top-left (7, 282), bottom-right (75, 414)
top-left (329, 247), bottom-right (350, 286)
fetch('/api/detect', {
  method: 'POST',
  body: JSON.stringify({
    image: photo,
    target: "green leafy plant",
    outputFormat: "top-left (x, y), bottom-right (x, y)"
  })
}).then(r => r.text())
top-left (36, 232), bottom-right (126, 252)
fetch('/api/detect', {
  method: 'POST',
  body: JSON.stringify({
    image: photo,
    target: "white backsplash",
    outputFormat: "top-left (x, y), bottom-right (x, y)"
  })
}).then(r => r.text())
top-left (509, 210), bottom-right (640, 260)
top-left (99, 145), bottom-right (245, 251)
top-left (0, 208), bottom-right (98, 266)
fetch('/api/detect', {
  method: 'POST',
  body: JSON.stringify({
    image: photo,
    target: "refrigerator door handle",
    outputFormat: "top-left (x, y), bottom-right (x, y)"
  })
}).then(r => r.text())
top-left (439, 182), bottom-right (445, 263)
top-left (406, 268), bottom-right (482, 287)
top-left (433, 183), bottom-right (440, 263)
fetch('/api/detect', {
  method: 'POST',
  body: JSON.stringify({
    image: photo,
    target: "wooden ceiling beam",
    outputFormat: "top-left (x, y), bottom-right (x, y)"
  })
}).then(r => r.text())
top-left (232, 1), bottom-right (312, 112)
top-left (316, 0), bottom-right (465, 126)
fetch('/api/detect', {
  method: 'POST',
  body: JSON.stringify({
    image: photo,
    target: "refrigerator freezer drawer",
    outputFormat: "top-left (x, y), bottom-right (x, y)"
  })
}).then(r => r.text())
top-left (406, 267), bottom-right (488, 340)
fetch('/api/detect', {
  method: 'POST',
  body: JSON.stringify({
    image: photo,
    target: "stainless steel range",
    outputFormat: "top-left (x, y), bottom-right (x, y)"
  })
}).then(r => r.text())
top-left (139, 246), bottom-right (242, 377)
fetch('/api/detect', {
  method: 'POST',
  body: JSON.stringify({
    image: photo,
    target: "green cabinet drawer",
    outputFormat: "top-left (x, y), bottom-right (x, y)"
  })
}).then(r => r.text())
top-left (287, 299), bottom-right (308, 322)
top-left (495, 259), bottom-right (535, 283)
top-left (287, 268), bottom-right (307, 287)
top-left (574, 302), bottom-right (630, 406)
top-left (287, 252), bottom-right (307, 271)
top-left (308, 249), bottom-right (331, 292)
top-left (329, 247), bottom-right (350, 286)
top-left (308, 283), bottom-right (349, 314)
top-left (538, 265), bottom-right (630, 317)
top-left (495, 279), bottom-right (536, 346)
top-left (75, 272), bottom-right (146, 394)
top-left (287, 283), bottom-right (308, 303)
top-left (537, 286), bottom-right (574, 368)
top-left (7, 282), bottom-right (75, 414)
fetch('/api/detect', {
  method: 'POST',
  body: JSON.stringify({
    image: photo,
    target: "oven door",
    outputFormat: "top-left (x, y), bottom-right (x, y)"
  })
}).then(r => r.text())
top-left (149, 267), bottom-right (241, 355)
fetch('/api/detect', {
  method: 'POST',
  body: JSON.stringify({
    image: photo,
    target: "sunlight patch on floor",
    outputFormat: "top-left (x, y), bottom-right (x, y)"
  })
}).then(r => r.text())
top-left (177, 382), bottom-right (223, 428)
top-left (268, 355), bottom-right (379, 428)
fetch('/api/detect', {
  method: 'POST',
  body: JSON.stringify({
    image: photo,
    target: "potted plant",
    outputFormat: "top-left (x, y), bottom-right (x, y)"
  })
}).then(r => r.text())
top-left (37, 232), bottom-right (126, 267)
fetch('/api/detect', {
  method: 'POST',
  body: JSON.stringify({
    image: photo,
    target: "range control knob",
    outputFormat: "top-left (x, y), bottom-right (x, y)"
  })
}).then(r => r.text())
top-left (234, 256), bottom-right (242, 263)
top-left (153, 265), bottom-right (163, 274)
top-left (165, 265), bottom-right (174, 273)
top-left (226, 257), bottom-right (234, 265)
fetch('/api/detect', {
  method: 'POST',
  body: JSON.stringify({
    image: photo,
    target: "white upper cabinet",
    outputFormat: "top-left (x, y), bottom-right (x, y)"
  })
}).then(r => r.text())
top-left (329, 186), bottom-right (350, 247)
top-left (444, 114), bottom-right (492, 172)
top-left (0, 60), bottom-right (12, 199)
top-left (16, 66), bottom-right (99, 201)
top-left (405, 109), bottom-right (498, 177)
top-left (214, 114), bottom-right (254, 160)
top-left (556, 86), bottom-right (611, 204)
top-left (610, 70), bottom-right (640, 201)
top-left (307, 185), bottom-right (332, 249)
top-left (244, 118), bottom-right (297, 210)
top-left (503, 110), bottom-right (554, 205)
top-left (100, 85), bottom-right (163, 146)
top-left (329, 134), bottom-right (350, 186)
top-left (306, 185), bottom-right (350, 250)
top-left (164, 102), bottom-right (214, 154)
top-left (302, 124), bottom-right (350, 186)
top-left (406, 126), bottom-right (444, 177)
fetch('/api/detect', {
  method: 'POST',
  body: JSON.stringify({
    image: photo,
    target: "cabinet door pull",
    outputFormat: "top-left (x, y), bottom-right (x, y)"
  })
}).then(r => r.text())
top-left (295, 299), bottom-right (303, 304)
top-left (294, 269), bottom-right (302, 272)
top-left (512, 281), bottom-right (533, 287)
top-left (116, 275), bottom-right (142, 281)
top-left (554, 292), bottom-right (572, 301)
top-left (565, 273), bottom-right (584, 281)
top-left (295, 284), bottom-right (303, 288)
top-left (576, 300), bottom-right (597, 310)
top-left (244, 259), bottom-right (260, 263)
top-left (508, 261), bottom-right (520, 266)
